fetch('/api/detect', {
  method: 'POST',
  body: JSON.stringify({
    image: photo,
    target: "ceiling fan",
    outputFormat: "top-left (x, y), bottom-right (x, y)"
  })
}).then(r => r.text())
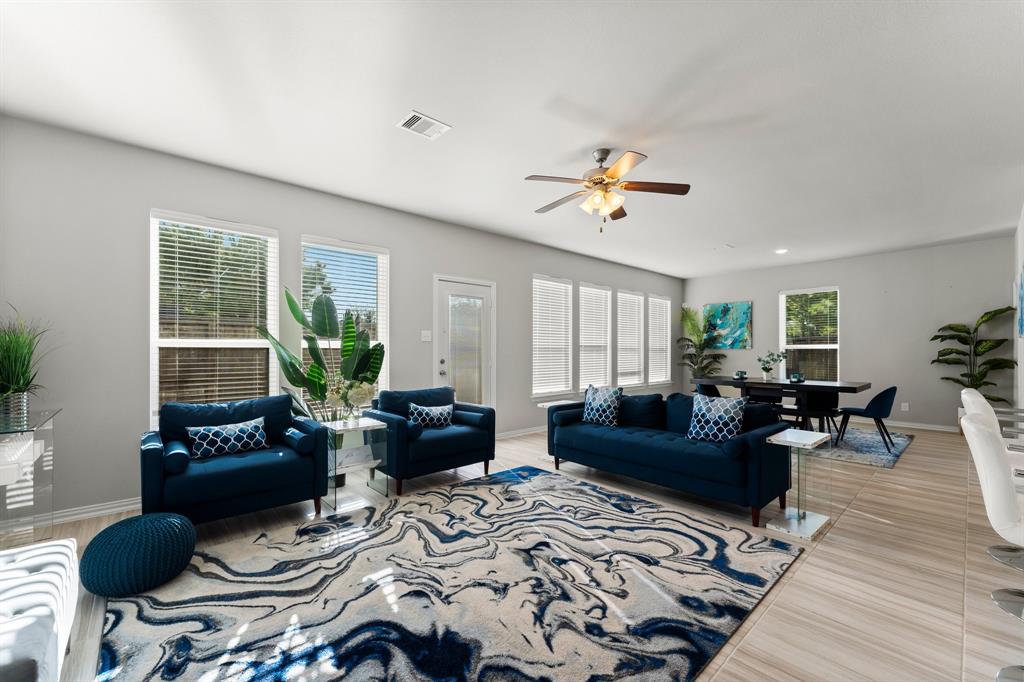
top-left (525, 148), bottom-right (690, 227)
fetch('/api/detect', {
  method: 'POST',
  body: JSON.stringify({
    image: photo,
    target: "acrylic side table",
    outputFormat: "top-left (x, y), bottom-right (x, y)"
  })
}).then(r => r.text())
top-left (766, 427), bottom-right (833, 541)
top-left (0, 409), bottom-right (59, 549)
top-left (320, 416), bottom-right (389, 512)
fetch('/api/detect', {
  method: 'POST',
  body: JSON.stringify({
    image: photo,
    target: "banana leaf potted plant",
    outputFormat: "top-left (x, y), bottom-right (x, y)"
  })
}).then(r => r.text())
top-left (258, 289), bottom-right (385, 423)
top-left (930, 305), bottom-right (1016, 403)
top-left (0, 306), bottom-right (48, 426)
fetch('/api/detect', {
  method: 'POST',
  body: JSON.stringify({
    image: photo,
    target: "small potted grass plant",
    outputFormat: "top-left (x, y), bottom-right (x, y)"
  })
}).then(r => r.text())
top-left (0, 306), bottom-right (47, 424)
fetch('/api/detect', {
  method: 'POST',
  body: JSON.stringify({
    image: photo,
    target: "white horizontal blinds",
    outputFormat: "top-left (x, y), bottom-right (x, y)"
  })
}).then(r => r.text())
top-left (648, 296), bottom-right (671, 384)
top-left (300, 240), bottom-right (390, 389)
top-left (781, 288), bottom-right (839, 381)
top-left (617, 291), bottom-right (645, 387)
top-left (532, 276), bottom-right (573, 396)
top-left (153, 216), bottom-right (279, 414)
top-left (578, 285), bottom-right (611, 390)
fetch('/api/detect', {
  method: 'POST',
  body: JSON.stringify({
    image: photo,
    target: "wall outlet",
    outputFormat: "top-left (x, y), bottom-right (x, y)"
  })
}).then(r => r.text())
top-left (900, 401), bottom-right (910, 412)
top-left (420, 330), bottom-right (432, 342)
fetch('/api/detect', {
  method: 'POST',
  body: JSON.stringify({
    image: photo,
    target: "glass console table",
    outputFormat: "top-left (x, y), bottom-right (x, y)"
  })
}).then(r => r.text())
top-left (766, 427), bottom-right (833, 541)
top-left (320, 416), bottom-right (389, 512)
top-left (0, 409), bottom-right (58, 549)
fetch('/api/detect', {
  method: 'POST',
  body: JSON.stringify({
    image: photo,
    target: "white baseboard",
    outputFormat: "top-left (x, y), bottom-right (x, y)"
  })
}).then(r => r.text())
top-left (496, 425), bottom-right (546, 440)
top-left (848, 416), bottom-right (958, 433)
top-left (52, 497), bottom-right (140, 525)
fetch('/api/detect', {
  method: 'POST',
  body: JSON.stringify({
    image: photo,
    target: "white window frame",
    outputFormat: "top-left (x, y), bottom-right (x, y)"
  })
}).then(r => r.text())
top-left (531, 274), bottom-right (574, 398)
top-left (647, 294), bottom-right (673, 386)
top-left (616, 289), bottom-right (646, 388)
top-left (778, 286), bottom-right (840, 379)
top-left (300, 235), bottom-right (390, 391)
top-left (578, 282), bottom-right (613, 391)
top-left (149, 209), bottom-right (280, 427)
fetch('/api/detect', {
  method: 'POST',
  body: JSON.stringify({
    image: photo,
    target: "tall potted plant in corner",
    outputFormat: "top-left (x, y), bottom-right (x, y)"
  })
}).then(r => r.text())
top-left (258, 289), bottom-right (385, 422)
top-left (930, 305), bottom-right (1016, 403)
top-left (678, 305), bottom-right (726, 378)
top-left (0, 306), bottom-right (47, 425)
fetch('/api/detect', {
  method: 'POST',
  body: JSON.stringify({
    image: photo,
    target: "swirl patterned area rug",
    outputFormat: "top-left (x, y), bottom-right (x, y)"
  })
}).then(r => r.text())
top-left (97, 466), bottom-right (800, 681)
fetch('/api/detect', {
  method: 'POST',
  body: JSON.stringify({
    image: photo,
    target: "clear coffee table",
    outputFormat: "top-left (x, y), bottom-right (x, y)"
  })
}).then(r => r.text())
top-left (320, 416), bottom-right (389, 512)
top-left (0, 409), bottom-right (58, 548)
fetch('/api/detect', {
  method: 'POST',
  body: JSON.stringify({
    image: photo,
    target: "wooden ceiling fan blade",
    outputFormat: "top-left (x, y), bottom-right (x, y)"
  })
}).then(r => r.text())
top-left (525, 175), bottom-right (585, 184)
top-left (619, 181), bottom-right (691, 195)
top-left (535, 190), bottom-right (589, 213)
top-left (609, 207), bottom-right (627, 221)
top-left (604, 151), bottom-right (647, 180)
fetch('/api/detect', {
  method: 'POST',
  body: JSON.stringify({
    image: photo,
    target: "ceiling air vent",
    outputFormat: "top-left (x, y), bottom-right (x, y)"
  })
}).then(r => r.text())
top-left (397, 110), bottom-right (451, 140)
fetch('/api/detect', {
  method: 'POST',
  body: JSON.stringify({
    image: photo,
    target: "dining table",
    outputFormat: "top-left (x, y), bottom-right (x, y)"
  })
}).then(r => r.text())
top-left (691, 376), bottom-right (872, 433)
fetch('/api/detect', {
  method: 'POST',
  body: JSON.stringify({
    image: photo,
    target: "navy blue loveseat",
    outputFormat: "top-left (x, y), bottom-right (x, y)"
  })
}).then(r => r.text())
top-left (141, 395), bottom-right (329, 524)
top-left (548, 393), bottom-right (790, 526)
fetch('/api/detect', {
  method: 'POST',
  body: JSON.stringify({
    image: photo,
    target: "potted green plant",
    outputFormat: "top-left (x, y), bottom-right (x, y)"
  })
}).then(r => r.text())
top-left (258, 289), bottom-right (385, 423)
top-left (930, 305), bottom-right (1016, 403)
top-left (0, 306), bottom-right (48, 424)
top-left (756, 350), bottom-right (786, 381)
top-left (677, 305), bottom-right (727, 378)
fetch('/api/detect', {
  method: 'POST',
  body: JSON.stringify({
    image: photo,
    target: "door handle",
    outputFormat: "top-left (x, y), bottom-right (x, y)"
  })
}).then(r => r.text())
top-left (439, 369), bottom-right (448, 376)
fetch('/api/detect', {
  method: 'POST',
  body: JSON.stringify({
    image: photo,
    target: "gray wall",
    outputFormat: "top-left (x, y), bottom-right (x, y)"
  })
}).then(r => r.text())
top-left (0, 116), bottom-right (685, 512)
top-left (682, 236), bottom-right (1015, 428)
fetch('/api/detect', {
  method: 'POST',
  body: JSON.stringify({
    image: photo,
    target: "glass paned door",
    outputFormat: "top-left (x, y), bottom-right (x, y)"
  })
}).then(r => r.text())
top-left (435, 279), bottom-right (494, 405)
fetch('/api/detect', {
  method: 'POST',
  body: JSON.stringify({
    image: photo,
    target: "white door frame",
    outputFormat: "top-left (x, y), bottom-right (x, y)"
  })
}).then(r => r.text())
top-left (432, 274), bottom-right (498, 405)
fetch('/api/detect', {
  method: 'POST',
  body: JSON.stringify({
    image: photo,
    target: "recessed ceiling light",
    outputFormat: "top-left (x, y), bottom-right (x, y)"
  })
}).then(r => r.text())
top-left (774, 248), bottom-right (789, 255)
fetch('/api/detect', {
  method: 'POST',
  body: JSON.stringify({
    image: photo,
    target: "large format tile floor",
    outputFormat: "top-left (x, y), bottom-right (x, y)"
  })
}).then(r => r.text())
top-left (54, 426), bottom-right (1020, 681)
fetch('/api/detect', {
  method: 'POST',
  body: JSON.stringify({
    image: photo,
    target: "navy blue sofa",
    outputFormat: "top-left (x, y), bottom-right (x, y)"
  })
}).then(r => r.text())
top-left (364, 386), bottom-right (495, 495)
top-left (141, 395), bottom-right (329, 524)
top-left (548, 393), bottom-right (790, 526)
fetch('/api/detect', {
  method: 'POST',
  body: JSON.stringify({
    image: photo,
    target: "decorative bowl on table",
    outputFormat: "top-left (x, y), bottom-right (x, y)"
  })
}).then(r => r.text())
top-left (789, 372), bottom-right (805, 383)
top-left (733, 370), bottom-right (747, 380)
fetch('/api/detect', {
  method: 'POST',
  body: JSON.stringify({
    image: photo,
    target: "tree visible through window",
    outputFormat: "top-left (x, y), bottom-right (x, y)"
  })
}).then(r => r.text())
top-left (780, 288), bottom-right (839, 381)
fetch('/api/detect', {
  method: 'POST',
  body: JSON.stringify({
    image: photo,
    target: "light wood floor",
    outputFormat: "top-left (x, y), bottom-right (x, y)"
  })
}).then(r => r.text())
top-left (54, 427), bottom-right (1021, 681)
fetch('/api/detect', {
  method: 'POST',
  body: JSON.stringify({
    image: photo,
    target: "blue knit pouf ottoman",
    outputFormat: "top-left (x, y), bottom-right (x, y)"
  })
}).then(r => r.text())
top-left (81, 513), bottom-right (195, 598)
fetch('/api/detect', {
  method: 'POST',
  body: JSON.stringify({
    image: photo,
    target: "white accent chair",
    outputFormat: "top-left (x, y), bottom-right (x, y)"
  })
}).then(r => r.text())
top-left (0, 539), bottom-right (79, 682)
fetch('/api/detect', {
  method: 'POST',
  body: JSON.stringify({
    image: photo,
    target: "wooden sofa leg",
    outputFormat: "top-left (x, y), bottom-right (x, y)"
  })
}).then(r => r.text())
top-left (751, 506), bottom-right (761, 527)
top-left (779, 492), bottom-right (787, 510)
top-left (395, 478), bottom-right (403, 496)
top-left (554, 457), bottom-right (560, 470)
top-left (313, 497), bottom-right (321, 516)
top-left (484, 460), bottom-right (490, 475)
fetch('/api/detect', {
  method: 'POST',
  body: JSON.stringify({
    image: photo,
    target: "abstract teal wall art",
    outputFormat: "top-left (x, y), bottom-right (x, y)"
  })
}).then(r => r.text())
top-left (704, 301), bottom-right (753, 349)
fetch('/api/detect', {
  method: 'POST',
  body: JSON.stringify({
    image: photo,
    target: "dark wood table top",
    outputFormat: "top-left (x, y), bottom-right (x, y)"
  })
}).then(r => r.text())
top-left (691, 377), bottom-right (872, 393)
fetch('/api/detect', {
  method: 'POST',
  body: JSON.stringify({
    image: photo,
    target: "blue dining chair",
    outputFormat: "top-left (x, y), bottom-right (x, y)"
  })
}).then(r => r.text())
top-left (837, 386), bottom-right (898, 452)
top-left (696, 384), bottom-right (721, 398)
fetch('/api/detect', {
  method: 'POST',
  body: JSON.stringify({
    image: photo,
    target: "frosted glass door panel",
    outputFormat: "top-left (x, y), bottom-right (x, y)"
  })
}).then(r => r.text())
top-left (449, 295), bottom-right (483, 404)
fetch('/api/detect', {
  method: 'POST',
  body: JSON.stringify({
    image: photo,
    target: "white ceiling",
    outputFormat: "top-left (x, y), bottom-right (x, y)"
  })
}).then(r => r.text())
top-left (2, 1), bottom-right (1022, 278)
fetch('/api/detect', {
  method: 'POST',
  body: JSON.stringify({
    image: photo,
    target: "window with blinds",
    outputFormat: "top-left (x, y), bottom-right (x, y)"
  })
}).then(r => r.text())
top-left (150, 212), bottom-right (279, 424)
top-left (300, 238), bottom-right (389, 390)
top-left (578, 284), bottom-right (611, 390)
top-left (617, 291), bottom-right (645, 387)
top-left (780, 288), bottom-right (839, 381)
top-left (647, 296), bottom-right (671, 384)
top-left (532, 276), bottom-right (573, 396)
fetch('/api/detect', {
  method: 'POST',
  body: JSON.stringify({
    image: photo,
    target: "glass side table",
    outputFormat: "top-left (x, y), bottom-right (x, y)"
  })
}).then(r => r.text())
top-left (766, 427), bottom-right (833, 541)
top-left (320, 416), bottom-right (389, 512)
top-left (0, 409), bottom-right (59, 549)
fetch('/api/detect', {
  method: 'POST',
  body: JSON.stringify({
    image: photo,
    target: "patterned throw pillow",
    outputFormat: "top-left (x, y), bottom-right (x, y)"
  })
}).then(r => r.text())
top-left (687, 394), bottom-right (747, 442)
top-left (186, 417), bottom-right (268, 459)
top-left (409, 402), bottom-right (453, 428)
top-left (583, 385), bottom-right (624, 427)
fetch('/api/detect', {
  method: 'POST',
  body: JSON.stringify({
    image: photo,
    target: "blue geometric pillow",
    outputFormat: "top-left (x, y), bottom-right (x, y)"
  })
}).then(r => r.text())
top-left (583, 385), bottom-right (624, 427)
top-left (687, 394), bottom-right (747, 442)
top-left (186, 417), bottom-right (267, 459)
top-left (409, 402), bottom-right (453, 428)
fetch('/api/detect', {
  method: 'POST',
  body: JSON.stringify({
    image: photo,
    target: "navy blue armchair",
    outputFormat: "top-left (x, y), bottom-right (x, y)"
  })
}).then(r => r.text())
top-left (363, 387), bottom-right (496, 495)
top-left (141, 395), bottom-right (329, 524)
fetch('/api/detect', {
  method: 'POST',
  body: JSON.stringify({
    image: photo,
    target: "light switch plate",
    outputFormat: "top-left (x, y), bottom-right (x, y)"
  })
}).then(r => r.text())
top-left (900, 402), bottom-right (909, 412)
top-left (421, 330), bottom-right (432, 342)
